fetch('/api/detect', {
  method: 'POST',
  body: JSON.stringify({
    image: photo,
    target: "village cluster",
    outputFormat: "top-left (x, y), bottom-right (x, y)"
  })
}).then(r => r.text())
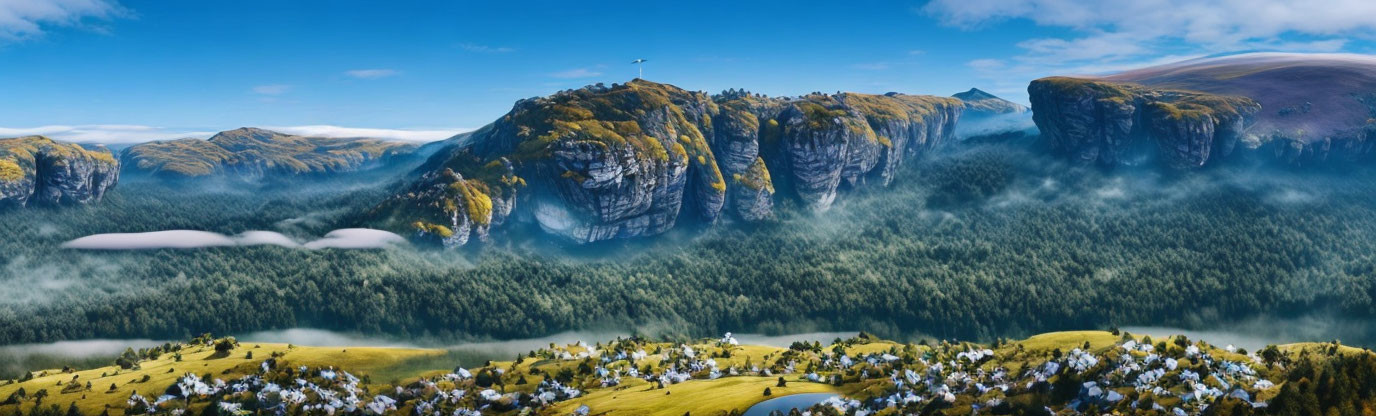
top-left (96, 331), bottom-right (1289, 415)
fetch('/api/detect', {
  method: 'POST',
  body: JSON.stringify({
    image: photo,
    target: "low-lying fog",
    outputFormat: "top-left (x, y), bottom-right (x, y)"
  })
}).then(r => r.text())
top-left (3, 320), bottom-right (1369, 378)
top-left (61, 228), bottom-right (406, 250)
top-left (0, 329), bottom-right (866, 378)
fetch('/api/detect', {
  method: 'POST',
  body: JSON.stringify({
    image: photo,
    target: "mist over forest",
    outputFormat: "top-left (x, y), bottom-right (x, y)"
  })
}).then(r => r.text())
top-left (3, 138), bottom-right (1375, 349)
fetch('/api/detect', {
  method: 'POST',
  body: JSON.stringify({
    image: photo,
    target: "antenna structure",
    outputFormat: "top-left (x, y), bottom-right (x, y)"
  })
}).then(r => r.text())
top-left (631, 59), bottom-right (648, 79)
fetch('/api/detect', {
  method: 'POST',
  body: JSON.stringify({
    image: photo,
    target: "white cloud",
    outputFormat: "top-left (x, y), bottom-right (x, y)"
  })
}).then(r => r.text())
top-left (251, 84), bottom-right (290, 95)
top-left (549, 68), bottom-right (602, 79)
top-left (345, 68), bottom-right (398, 79)
top-left (925, 0), bottom-right (1376, 103)
top-left (0, 0), bottom-right (126, 43)
top-left (458, 42), bottom-right (514, 53)
top-left (301, 229), bottom-right (407, 249)
top-left (264, 125), bottom-right (471, 142)
top-left (61, 228), bottom-right (407, 250)
top-left (0, 124), bottom-right (214, 143)
top-left (0, 124), bottom-right (470, 144)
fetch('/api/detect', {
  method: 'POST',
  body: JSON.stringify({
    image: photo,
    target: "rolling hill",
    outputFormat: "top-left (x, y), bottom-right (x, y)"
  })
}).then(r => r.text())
top-left (120, 127), bottom-right (419, 179)
top-left (2, 331), bottom-right (1372, 415)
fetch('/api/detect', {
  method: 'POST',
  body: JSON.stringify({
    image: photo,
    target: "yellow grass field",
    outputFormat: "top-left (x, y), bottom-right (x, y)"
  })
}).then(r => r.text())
top-left (547, 376), bottom-right (840, 416)
top-left (0, 343), bottom-right (443, 415)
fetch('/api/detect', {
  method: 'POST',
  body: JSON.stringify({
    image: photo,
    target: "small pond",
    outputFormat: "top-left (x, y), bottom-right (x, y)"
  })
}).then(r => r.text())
top-left (744, 393), bottom-right (838, 416)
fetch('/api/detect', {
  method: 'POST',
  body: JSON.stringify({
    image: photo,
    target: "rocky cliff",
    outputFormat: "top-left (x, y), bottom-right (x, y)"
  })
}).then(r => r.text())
top-left (376, 80), bottom-right (962, 246)
top-left (1029, 77), bottom-right (1259, 169)
top-left (1032, 53), bottom-right (1376, 168)
top-left (0, 136), bottom-right (119, 207)
top-left (121, 127), bottom-right (419, 179)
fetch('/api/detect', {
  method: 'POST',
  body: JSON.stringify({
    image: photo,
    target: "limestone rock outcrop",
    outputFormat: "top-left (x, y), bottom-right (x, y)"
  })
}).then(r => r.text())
top-left (0, 136), bottom-right (119, 207)
top-left (378, 80), bottom-right (962, 245)
top-left (1029, 77), bottom-right (1259, 169)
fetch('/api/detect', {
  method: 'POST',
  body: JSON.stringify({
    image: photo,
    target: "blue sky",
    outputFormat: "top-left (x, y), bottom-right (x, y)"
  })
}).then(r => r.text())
top-left (2, 0), bottom-right (1375, 143)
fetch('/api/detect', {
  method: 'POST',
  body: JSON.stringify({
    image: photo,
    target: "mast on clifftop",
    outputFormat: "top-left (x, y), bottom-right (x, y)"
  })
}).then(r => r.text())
top-left (631, 59), bottom-right (647, 79)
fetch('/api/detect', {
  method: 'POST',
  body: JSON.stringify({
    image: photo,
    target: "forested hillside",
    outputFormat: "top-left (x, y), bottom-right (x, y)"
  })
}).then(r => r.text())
top-left (2, 141), bottom-right (1375, 346)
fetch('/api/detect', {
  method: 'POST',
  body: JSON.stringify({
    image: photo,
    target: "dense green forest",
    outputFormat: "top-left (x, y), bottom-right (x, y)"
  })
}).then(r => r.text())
top-left (2, 141), bottom-right (1375, 348)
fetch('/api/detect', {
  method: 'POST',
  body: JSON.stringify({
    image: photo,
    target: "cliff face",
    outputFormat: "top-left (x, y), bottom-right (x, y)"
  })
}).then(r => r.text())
top-left (121, 127), bottom-right (418, 179)
top-left (0, 136), bottom-right (119, 207)
top-left (1029, 77), bottom-right (1259, 169)
top-left (1080, 53), bottom-right (1376, 166)
top-left (377, 80), bottom-right (962, 245)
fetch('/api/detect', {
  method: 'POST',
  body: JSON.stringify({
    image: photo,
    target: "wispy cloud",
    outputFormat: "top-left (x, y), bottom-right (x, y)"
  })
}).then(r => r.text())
top-left (251, 84), bottom-right (290, 95)
top-left (925, 0), bottom-right (1376, 64)
top-left (458, 42), bottom-right (514, 53)
top-left (344, 68), bottom-right (398, 79)
top-left (549, 68), bottom-right (602, 79)
top-left (0, 0), bottom-right (127, 43)
top-left (850, 62), bottom-right (891, 71)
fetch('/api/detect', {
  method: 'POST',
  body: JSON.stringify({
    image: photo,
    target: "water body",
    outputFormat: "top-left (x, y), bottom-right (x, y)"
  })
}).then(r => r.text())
top-left (744, 393), bottom-right (838, 416)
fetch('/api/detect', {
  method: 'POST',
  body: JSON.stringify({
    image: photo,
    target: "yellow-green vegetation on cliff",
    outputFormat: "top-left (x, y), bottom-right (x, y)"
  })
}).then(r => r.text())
top-left (840, 92), bottom-right (964, 124)
top-left (498, 80), bottom-right (712, 165)
top-left (0, 136), bottom-right (119, 206)
top-left (121, 127), bottom-right (417, 178)
top-left (387, 80), bottom-right (960, 246)
top-left (1035, 76), bottom-right (1137, 100)
top-left (0, 136), bottom-right (117, 168)
top-left (734, 157), bottom-right (773, 193)
top-left (0, 159), bottom-right (23, 182)
top-left (372, 149), bottom-right (523, 248)
top-left (7, 331), bottom-right (1376, 415)
top-left (1031, 76), bottom-right (1257, 120)
top-left (1029, 76), bottom-right (1260, 168)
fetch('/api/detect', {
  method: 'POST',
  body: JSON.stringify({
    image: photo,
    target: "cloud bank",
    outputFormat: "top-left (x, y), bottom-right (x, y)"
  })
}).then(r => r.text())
top-left (0, 125), bottom-right (216, 144)
top-left (61, 228), bottom-right (406, 251)
top-left (0, 124), bottom-right (470, 144)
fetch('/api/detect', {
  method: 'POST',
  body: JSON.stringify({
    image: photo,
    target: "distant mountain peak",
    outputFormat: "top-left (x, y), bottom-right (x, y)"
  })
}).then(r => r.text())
top-left (208, 127), bottom-right (282, 143)
top-left (953, 88), bottom-right (998, 101)
top-left (953, 88), bottom-right (1027, 116)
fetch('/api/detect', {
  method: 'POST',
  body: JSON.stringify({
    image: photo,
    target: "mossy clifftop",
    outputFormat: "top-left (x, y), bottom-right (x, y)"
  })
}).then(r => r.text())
top-left (1029, 76), bottom-right (1260, 168)
top-left (385, 80), bottom-right (961, 246)
top-left (0, 136), bottom-right (120, 207)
